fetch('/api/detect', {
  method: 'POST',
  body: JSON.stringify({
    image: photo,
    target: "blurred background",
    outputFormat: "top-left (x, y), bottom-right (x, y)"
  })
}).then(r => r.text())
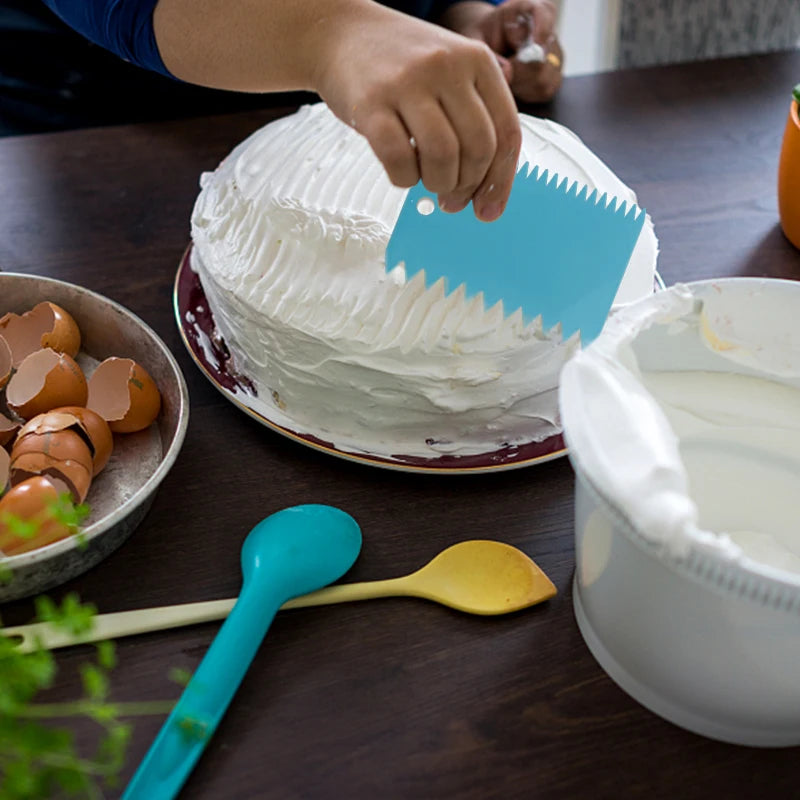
top-left (559, 0), bottom-right (800, 75)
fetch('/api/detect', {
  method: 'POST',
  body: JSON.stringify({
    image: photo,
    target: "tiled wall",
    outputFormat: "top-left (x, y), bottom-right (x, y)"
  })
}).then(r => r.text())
top-left (558, 0), bottom-right (800, 74)
top-left (618, 0), bottom-right (800, 68)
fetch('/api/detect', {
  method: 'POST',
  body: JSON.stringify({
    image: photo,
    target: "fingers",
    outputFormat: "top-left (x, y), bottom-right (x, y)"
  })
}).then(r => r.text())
top-left (434, 85), bottom-right (496, 213)
top-left (359, 109), bottom-right (419, 188)
top-left (498, 0), bottom-right (558, 52)
top-left (530, 0), bottom-right (557, 42)
top-left (472, 65), bottom-right (522, 221)
top-left (465, 0), bottom-right (562, 103)
top-left (326, 9), bottom-right (523, 221)
top-left (509, 34), bottom-right (563, 103)
top-left (360, 43), bottom-right (520, 221)
top-left (495, 0), bottom-right (563, 102)
top-left (400, 101), bottom-right (461, 195)
top-left (417, 44), bottom-right (519, 221)
top-left (502, 7), bottom-right (534, 51)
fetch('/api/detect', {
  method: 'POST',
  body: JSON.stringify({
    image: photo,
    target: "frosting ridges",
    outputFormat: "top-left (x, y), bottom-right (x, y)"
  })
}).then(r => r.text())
top-left (191, 103), bottom-right (657, 458)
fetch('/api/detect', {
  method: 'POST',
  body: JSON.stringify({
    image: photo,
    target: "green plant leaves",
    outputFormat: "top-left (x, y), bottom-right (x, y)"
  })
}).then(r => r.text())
top-left (0, 593), bottom-right (175, 798)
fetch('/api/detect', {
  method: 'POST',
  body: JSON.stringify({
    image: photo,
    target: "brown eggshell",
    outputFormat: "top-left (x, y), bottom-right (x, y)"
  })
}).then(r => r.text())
top-left (0, 302), bottom-right (81, 367)
top-left (18, 407), bottom-right (113, 476)
top-left (0, 414), bottom-right (20, 449)
top-left (0, 335), bottom-right (11, 390)
top-left (10, 450), bottom-right (92, 504)
top-left (16, 411), bottom-right (79, 441)
top-left (0, 476), bottom-right (74, 556)
top-left (0, 447), bottom-right (8, 494)
top-left (5, 349), bottom-right (88, 420)
top-left (11, 429), bottom-right (94, 475)
top-left (40, 303), bottom-right (81, 357)
top-left (87, 357), bottom-right (161, 433)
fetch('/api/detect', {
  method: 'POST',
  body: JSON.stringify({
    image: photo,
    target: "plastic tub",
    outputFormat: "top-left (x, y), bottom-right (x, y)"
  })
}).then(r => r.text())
top-left (560, 278), bottom-right (800, 746)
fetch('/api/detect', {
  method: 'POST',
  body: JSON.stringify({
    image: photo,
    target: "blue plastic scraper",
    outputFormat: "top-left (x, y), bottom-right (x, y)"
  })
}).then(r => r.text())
top-left (385, 164), bottom-right (646, 345)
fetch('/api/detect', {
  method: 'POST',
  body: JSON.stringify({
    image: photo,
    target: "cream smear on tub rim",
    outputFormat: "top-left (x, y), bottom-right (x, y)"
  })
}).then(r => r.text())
top-left (559, 279), bottom-right (800, 578)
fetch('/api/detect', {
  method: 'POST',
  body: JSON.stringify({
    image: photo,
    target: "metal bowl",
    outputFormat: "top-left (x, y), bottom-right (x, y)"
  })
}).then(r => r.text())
top-left (0, 273), bottom-right (189, 602)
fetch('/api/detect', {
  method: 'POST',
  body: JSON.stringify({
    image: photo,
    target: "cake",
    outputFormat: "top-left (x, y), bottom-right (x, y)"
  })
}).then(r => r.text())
top-left (189, 103), bottom-right (658, 463)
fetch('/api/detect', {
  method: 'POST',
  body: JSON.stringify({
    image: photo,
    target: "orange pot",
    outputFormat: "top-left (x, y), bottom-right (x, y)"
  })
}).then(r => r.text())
top-left (778, 99), bottom-right (800, 249)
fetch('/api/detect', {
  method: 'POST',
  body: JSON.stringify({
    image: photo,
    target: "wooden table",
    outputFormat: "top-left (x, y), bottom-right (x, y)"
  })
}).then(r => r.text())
top-left (1, 49), bottom-right (799, 799)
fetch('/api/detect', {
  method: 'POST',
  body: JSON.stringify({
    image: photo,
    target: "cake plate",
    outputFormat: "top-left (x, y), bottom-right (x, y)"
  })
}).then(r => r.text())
top-left (173, 247), bottom-right (568, 474)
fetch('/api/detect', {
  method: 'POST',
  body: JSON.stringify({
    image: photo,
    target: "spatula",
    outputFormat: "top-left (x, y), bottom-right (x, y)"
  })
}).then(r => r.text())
top-left (1, 540), bottom-right (555, 653)
top-left (122, 505), bottom-right (362, 800)
top-left (385, 164), bottom-right (646, 344)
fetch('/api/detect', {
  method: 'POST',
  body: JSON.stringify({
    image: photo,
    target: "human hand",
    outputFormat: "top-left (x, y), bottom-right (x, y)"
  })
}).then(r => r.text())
top-left (440, 0), bottom-right (563, 104)
top-left (313, 2), bottom-right (522, 220)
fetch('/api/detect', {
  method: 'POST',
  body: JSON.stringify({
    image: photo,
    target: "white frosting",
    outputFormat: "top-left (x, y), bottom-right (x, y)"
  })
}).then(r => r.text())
top-left (516, 41), bottom-right (546, 63)
top-left (560, 279), bottom-right (800, 576)
top-left (191, 103), bottom-right (657, 459)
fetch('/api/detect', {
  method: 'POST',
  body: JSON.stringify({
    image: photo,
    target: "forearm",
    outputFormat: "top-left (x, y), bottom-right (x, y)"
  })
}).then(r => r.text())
top-left (153, 0), bottom-right (392, 93)
top-left (42, 0), bottom-right (523, 220)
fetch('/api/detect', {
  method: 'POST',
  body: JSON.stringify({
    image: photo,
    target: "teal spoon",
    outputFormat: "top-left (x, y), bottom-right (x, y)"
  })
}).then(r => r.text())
top-left (122, 504), bottom-right (362, 800)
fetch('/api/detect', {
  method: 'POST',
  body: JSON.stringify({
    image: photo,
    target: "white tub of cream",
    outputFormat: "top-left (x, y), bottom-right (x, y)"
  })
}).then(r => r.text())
top-left (559, 278), bottom-right (800, 747)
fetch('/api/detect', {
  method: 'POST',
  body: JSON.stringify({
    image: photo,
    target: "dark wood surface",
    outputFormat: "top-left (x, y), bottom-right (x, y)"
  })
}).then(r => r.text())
top-left (2, 50), bottom-right (800, 799)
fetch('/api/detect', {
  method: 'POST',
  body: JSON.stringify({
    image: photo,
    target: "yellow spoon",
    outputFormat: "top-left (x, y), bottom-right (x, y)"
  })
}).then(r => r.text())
top-left (2, 540), bottom-right (556, 653)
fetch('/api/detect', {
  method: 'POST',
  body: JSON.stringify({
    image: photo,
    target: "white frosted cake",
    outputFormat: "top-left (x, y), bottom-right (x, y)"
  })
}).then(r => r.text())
top-left (190, 103), bottom-right (657, 462)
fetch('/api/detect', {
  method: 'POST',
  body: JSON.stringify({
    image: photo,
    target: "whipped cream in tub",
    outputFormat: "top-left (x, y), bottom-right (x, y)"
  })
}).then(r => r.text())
top-left (559, 278), bottom-right (800, 746)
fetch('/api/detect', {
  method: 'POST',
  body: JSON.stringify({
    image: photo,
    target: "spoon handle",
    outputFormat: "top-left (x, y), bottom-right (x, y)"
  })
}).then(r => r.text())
top-left (2, 599), bottom-right (238, 653)
top-left (2, 578), bottom-right (412, 654)
top-left (122, 588), bottom-right (281, 800)
top-left (283, 575), bottom-right (410, 608)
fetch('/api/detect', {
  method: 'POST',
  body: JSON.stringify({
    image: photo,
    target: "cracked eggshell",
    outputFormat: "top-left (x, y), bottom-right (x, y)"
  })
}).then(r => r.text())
top-left (0, 476), bottom-right (74, 556)
top-left (19, 407), bottom-right (113, 476)
top-left (0, 301), bottom-right (81, 367)
top-left (9, 450), bottom-right (92, 504)
top-left (0, 447), bottom-right (8, 494)
top-left (5, 349), bottom-right (88, 420)
top-left (87, 357), bottom-right (161, 433)
top-left (0, 335), bottom-right (11, 390)
top-left (0, 414), bottom-right (19, 449)
top-left (11, 429), bottom-right (94, 475)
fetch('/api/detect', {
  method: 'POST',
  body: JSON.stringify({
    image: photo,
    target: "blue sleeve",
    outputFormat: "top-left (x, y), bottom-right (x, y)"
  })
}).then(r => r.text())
top-left (39, 0), bottom-right (171, 78)
top-left (37, 0), bottom-right (503, 81)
